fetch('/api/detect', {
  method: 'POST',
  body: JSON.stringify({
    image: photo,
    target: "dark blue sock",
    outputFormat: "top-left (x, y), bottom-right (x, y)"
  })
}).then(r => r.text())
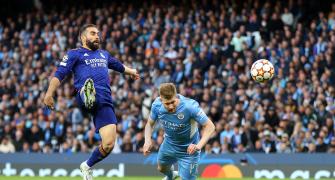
top-left (87, 145), bottom-right (109, 167)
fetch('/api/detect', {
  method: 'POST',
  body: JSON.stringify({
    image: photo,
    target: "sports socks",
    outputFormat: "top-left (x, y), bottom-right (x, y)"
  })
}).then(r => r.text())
top-left (86, 144), bottom-right (110, 167)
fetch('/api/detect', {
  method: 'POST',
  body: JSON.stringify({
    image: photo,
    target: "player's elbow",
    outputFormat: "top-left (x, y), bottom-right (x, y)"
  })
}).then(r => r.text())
top-left (207, 120), bottom-right (216, 135)
top-left (145, 119), bottom-right (155, 128)
top-left (210, 123), bottom-right (216, 135)
top-left (145, 122), bottom-right (152, 130)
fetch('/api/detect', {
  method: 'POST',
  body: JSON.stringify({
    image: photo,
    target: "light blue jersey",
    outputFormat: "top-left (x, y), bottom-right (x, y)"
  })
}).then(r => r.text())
top-left (150, 94), bottom-right (208, 152)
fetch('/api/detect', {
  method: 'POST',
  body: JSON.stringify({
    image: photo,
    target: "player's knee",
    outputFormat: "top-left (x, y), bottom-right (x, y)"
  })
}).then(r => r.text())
top-left (157, 165), bottom-right (170, 173)
top-left (157, 165), bottom-right (165, 173)
top-left (102, 141), bottom-right (115, 153)
top-left (102, 138), bottom-right (115, 153)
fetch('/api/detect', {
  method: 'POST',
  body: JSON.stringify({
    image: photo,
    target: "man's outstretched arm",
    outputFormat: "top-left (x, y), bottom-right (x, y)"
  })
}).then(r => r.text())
top-left (124, 65), bottom-right (140, 80)
top-left (143, 118), bottom-right (156, 156)
top-left (187, 119), bottom-right (215, 154)
top-left (43, 77), bottom-right (61, 110)
top-left (108, 55), bottom-right (140, 80)
top-left (196, 119), bottom-right (215, 149)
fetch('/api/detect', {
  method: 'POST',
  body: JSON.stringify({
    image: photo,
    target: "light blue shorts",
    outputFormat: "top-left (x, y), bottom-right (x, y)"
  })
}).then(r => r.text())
top-left (158, 142), bottom-right (200, 180)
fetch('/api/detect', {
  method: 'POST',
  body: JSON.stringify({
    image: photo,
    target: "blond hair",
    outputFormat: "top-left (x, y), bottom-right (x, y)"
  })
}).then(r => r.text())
top-left (159, 83), bottom-right (177, 100)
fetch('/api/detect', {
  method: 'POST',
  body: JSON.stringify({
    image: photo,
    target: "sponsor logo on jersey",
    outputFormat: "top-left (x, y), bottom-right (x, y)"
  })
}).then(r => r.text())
top-left (84, 58), bottom-right (107, 68)
top-left (159, 120), bottom-right (186, 130)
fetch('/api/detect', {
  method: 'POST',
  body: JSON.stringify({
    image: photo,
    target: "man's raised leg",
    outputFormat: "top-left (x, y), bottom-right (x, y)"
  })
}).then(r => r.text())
top-left (80, 124), bottom-right (116, 180)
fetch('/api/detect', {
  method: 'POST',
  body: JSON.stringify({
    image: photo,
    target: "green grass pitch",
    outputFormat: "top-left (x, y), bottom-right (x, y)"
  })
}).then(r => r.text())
top-left (0, 177), bottom-right (305, 180)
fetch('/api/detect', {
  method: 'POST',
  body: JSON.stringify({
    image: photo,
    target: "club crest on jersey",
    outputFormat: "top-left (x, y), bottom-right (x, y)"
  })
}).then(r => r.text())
top-left (177, 113), bottom-right (184, 120)
top-left (100, 53), bottom-right (105, 58)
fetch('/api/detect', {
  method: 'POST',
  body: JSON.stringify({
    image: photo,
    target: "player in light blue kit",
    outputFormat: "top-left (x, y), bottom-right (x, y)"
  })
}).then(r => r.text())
top-left (143, 83), bottom-right (215, 180)
top-left (44, 24), bottom-right (139, 180)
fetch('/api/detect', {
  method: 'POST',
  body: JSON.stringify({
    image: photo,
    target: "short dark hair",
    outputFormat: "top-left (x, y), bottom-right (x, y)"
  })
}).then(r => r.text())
top-left (79, 24), bottom-right (97, 41)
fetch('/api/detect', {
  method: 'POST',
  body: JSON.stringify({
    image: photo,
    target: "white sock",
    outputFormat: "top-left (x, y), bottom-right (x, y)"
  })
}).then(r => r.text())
top-left (81, 161), bottom-right (91, 170)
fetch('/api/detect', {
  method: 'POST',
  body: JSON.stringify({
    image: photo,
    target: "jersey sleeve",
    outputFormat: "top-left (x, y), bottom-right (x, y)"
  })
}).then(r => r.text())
top-left (149, 98), bottom-right (160, 122)
top-left (54, 51), bottom-right (77, 81)
top-left (107, 52), bottom-right (125, 73)
top-left (189, 100), bottom-right (208, 125)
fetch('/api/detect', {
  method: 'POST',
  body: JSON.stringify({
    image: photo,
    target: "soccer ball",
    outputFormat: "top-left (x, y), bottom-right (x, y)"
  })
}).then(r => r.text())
top-left (250, 59), bottom-right (275, 83)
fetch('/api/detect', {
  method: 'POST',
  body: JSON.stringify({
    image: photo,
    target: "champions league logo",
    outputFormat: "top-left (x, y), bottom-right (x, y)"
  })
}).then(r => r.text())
top-left (62, 55), bottom-right (68, 62)
top-left (177, 113), bottom-right (184, 120)
top-left (60, 55), bottom-right (69, 66)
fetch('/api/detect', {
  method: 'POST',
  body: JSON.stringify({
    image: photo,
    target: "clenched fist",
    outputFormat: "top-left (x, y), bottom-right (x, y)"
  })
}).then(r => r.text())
top-left (143, 141), bottom-right (153, 156)
top-left (44, 93), bottom-right (55, 110)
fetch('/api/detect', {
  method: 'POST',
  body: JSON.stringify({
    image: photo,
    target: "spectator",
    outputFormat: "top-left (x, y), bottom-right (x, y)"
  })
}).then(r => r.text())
top-left (247, 140), bottom-right (265, 153)
top-left (13, 130), bottom-right (24, 151)
top-left (0, 136), bottom-right (15, 153)
top-left (261, 130), bottom-right (276, 153)
top-left (328, 137), bottom-right (335, 153)
top-left (316, 137), bottom-right (328, 152)
top-left (281, 8), bottom-right (294, 26)
top-left (276, 133), bottom-right (292, 153)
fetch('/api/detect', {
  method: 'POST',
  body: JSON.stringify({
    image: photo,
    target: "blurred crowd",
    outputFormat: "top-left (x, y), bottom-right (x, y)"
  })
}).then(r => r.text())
top-left (0, 0), bottom-right (334, 154)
